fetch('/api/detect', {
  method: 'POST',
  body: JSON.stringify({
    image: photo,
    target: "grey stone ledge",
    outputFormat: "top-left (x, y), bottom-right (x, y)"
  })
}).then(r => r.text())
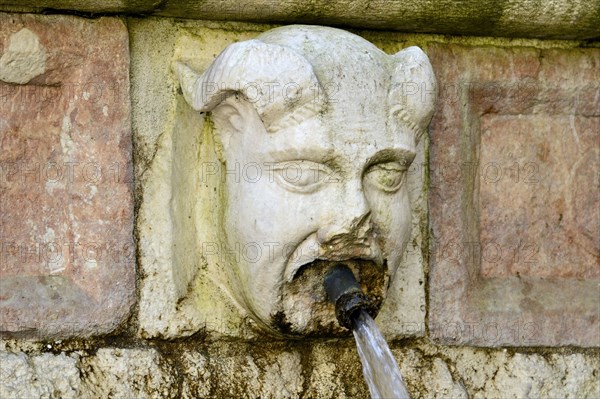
top-left (0, 0), bottom-right (599, 40)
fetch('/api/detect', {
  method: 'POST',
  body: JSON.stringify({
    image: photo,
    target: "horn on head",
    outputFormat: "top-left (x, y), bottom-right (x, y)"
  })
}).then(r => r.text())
top-left (389, 46), bottom-right (437, 145)
top-left (175, 40), bottom-right (325, 132)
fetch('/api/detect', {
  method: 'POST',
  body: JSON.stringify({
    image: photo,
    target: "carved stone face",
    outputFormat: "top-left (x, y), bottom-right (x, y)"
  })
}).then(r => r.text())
top-left (177, 25), bottom-right (436, 336)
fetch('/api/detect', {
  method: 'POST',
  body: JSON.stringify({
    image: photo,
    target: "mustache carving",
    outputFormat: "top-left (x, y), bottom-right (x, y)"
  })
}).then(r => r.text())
top-left (284, 231), bottom-right (385, 283)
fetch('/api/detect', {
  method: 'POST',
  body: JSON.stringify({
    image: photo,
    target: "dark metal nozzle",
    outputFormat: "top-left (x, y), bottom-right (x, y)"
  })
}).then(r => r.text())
top-left (324, 264), bottom-right (379, 329)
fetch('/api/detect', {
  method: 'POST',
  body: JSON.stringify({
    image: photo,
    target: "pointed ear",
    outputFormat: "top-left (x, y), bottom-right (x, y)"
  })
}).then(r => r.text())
top-left (210, 96), bottom-right (266, 153)
top-left (390, 46), bottom-right (437, 144)
top-left (210, 98), bottom-right (242, 152)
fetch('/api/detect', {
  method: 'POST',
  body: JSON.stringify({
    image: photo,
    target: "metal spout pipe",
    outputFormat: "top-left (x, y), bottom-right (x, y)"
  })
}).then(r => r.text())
top-left (323, 264), bottom-right (378, 329)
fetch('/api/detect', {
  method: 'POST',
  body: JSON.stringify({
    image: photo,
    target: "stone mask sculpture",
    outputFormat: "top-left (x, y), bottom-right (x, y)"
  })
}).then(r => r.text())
top-left (176, 25), bottom-right (436, 336)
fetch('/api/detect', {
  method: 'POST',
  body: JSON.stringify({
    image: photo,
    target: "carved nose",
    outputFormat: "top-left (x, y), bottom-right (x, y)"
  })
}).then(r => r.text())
top-left (317, 189), bottom-right (372, 246)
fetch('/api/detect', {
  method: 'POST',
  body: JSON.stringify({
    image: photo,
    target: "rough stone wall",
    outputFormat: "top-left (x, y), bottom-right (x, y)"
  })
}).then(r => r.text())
top-left (1, 12), bottom-right (599, 399)
top-left (1, 339), bottom-right (598, 398)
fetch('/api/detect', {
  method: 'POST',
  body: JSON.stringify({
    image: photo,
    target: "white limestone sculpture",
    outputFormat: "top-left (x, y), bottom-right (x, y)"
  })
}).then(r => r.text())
top-left (176, 25), bottom-right (436, 336)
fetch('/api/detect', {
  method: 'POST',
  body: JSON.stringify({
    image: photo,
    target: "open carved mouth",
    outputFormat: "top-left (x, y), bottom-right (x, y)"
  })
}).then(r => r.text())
top-left (282, 229), bottom-right (385, 285)
top-left (276, 258), bottom-right (389, 336)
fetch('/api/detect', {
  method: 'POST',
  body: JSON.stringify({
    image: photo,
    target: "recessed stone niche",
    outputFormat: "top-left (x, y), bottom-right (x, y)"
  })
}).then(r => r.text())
top-left (428, 44), bottom-right (599, 347)
top-left (134, 22), bottom-right (429, 339)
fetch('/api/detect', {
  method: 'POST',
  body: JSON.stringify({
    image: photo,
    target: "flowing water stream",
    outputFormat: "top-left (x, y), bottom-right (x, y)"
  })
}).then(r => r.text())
top-left (352, 310), bottom-right (410, 399)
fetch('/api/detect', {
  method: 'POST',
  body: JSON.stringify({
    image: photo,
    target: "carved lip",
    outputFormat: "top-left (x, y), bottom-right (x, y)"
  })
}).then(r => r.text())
top-left (283, 233), bottom-right (384, 283)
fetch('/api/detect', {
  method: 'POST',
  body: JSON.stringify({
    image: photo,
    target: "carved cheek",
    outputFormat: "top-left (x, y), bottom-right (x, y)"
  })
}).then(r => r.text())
top-left (364, 185), bottom-right (410, 242)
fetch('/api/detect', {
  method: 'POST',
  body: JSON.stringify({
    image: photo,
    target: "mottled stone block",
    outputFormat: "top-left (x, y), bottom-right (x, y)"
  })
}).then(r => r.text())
top-left (479, 114), bottom-right (598, 279)
top-left (0, 351), bottom-right (81, 398)
top-left (80, 348), bottom-right (176, 399)
top-left (0, 14), bottom-right (135, 338)
top-left (427, 44), bottom-right (599, 346)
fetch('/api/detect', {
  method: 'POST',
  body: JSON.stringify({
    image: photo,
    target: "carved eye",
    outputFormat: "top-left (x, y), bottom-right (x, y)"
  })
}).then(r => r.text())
top-left (272, 161), bottom-right (335, 193)
top-left (364, 162), bottom-right (406, 193)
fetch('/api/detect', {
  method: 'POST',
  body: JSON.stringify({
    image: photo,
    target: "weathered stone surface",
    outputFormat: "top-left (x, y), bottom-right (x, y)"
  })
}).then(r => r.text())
top-left (159, 0), bottom-right (600, 40)
top-left (396, 350), bottom-right (468, 399)
top-left (306, 343), bottom-right (369, 398)
top-left (181, 344), bottom-right (304, 398)
top-left (479, 114), bottom-right (599, 279)
top-left (0, 0), bottom-right (160, 13)
top-left (0, 341), bottom-right (597, 398)
top-left (447, 347), bottom-right (600, 399)
top-left (0, 351), bottom-right (81, 399)
top-left (79, 348), bottom-right (177, 399)
top-left (1, 1), bottom-right (599, 39)
top-left (428, 43), bottom-right (600, 346)
top-left (0, 27), bottom-right (46, 84)
top-left (130, 19), bottom-right (220, 339)
top-left (305, 342), bottom-right (598, 399)
top-left (0, 14), bottom-right (135, 338)
top-left (132, 20), bottom-right (428, 340)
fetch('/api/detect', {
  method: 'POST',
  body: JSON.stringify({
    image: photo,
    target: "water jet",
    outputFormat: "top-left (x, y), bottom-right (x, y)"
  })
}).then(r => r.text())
top-left (324, 264), bottom-right (411, 398)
